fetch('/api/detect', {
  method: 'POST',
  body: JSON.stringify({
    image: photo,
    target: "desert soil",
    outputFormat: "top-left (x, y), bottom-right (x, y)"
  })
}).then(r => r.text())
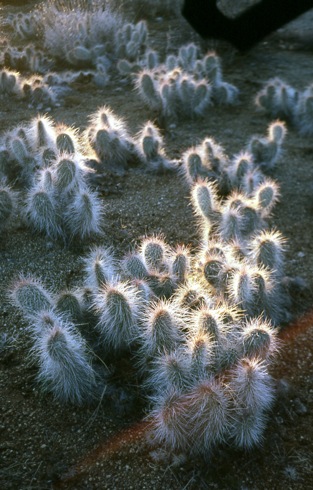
top-left (0, 1), bottom-right (313, 489)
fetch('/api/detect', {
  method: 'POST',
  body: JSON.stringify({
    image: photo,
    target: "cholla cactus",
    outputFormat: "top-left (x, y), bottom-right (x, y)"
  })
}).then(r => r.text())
top-left (63, 186), bottom-right (104, 240)
top-left (136, 121), bottom-right (177, 173)
top-left (191, 180), bottom-right (221, 227)
top-left (32, 314), bottom-right (97, 404)
top-left (250, 229), bottom-right (285, 275)
top-left (227, 358), bottom-right (275, 449)
top-left (0, 69), bottom-right (23, 97)
top-left (115, 20), bottom-right (148, 62)
top-left (55, 124), bottom-right (82, 155)
top-left (170, 245), bottom-right (191, 284)
top-left (94, 280), bottom-right (140, 351)
top-left (140, 235), bottom-right (170, 273)
top-left (135, 64), bottom-right (215, 120)
top-left (139, 300), bottom-right (184, 360)
top-left (8, 11), bottom-right (42, 41)
top-left (27, 115), bottom-right (56, 152)
top-left (181, 137), bottom-right (229, 192)
top-left (0, 184), bottom-right (18, 233)
top-left (10, 275), bottom-right (54, 318)
top-left (24, 186), bottom-right (63, 240)
top-left (295, 83), bottom-right (313, 135)
top-left (85, 105), bottom-right (141, 172)
top-left (22, 76), bottom-right (57, 109)
top-left (83, 246), bottom-right (117, 291)
top-left (55, 290), bottom-right (84, 324)
top-left (3, 44), bottom-right (50, 74)
top-left (255, 77), bottom-right (298, 121)
top-left (247, 120), bottom-right (287, 171)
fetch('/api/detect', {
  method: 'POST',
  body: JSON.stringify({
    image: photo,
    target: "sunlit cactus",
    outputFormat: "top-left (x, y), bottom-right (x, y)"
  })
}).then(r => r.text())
top-left (137, 121), bottom-right (177, 173)
top-left (201, 137), bottom-right (228, 174)
top-left (181, 148), bottom-right (207, 185)
top-left (170, 245), bottom-right (191, 284)
top-left (250, 229), bottom-right (285, 275)
top-left (22, 76), bottom-right (57, 109)
top-left (227, 358), bottom-right (275, 449)
top-left (227, 263), bottom-right (256, 317)
top-left (0, 69), bottom-right (23, 97)
top-left (135, 70), bottom-right (161, 110)
top-left (227, 152), bottom-right (254, 189)
top-left (121, 252), bottom-right (149, 281)
top-left (218, 206), bottom-right (244, 243)
top-left (178, 43), bottom-right (198, 71)
top-left (55, 124), bottom-right (82, 155)
top-left (63, 186), bottom-right (103, 240)
top-left (139, 300), bottom-right (184, 360)
top-left (191, 180), bottom-right (221, 228)
top-left (187, 330), bottom-right (214, 381)
top-left (83, 246), bottom-right (117, 291)
top-left (196, 51), bottom-right (222, 83)
top-left (252, 179), bottom-right (280, 218)
top-left (172, 280), bottom-right (209, 311)
top-left (146, 348), bottom-right (190, 394)
top-left (146, 271), bottom-right (177, 299)
top-left (86, 105), bottom-right (141, 171)
top-left (247, 120), bottom-right (287, 171)
top-left (149, 390), bottom-right (189, 453)
top-left (140, 235), bottom-right (169, 273)
top-left (26, 115), bottom-right (56, 152)
top-left (184, 379), bottom-right (230, 456)
top-left (94, 280), bottom-right (140, 351)
top-left (241, 318), bottom-right (278, 360)
top-left (24, 185), bottom-right (63, 239)
top-left (52, 155), bottom-right (86, 193)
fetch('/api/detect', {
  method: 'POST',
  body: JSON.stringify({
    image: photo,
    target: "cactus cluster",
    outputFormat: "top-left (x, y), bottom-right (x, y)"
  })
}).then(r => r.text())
top-left (2, 44), bottom-right (52, 74)
top-left (115, 20), bottom-right (148, 63)
top-left (6, 11), bottom-right (42, 41)
top-left (84, 106), bottom-right (143, 174)
top-left (38, 1), bottom-right (149, 76)
top-left (255, 77), bottom-right (313, 135)
top-left (134, 47), bottom-right (239, 120)
top-left (84, 106), bottom-right (179, 175)
top-left (0, 115), bottom-right (104, 241)
top-left (135, 121), bottom-right (178, 173)
top-left (181, 120), bottom-right (287, 195)
top-left (0, 68), bottom-right (61, 109)
top-left (10, 165), bottom-right (290, 458)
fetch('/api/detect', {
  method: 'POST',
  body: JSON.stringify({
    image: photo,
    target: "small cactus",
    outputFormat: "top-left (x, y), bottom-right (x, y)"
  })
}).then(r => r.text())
top-left (140, 300), bottom-right (183, 359)
top-left (32, 315), bottom-right (97, 404)
top-left (0, 184), bottom-right (17, 233)
top-left (140, 235), bottom-right (169, 272)
top-left (227, 358), bottom-right (275, 449)
top-left (94, 280), bottom-right (140, 351)
top-left (10, 275), bottom-right (54, 318)
top-left (63, 186), bottom-right (103, 240)
top-left (255, 77), bottom-right (297, 121)
top-left (24, 186), bottom-right (63, 239)
top-left (83, 246), bottom-right (117, 291)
